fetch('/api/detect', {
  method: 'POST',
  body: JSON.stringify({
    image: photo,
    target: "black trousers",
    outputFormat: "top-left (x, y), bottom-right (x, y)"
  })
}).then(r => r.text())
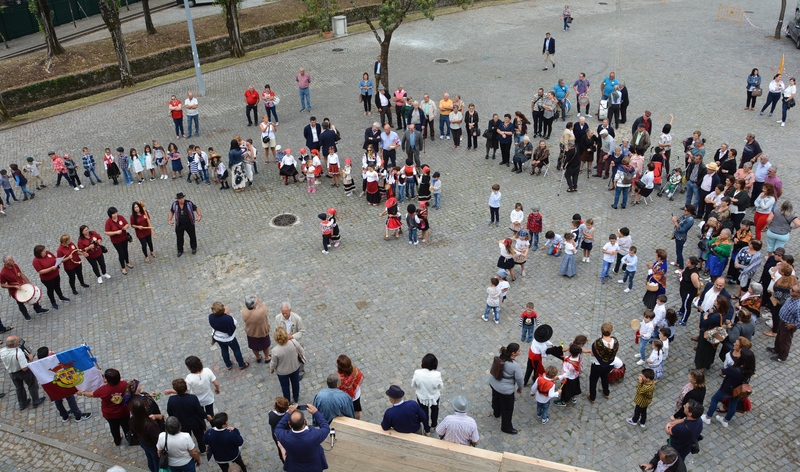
top-left (218, 456), bottom-right (248, 472)
top-left (383, 149), bottom-right (396, 168)
top-left (87, 255), bottom-right (107, 277)
top-left (16, 300), bottom-right (44, 319)
top-left (565, 167), bottom-right (580, 189)
top-left (138, 235), bottom-right (154, 257)
top-left (542, 117), bottom-right (554, 138)
top-left (490, 206), bottom-right (500, 223)
top-left (610, 105), bottom-right (621, 128)
top-left (106, 416), bottom-right (130, 445)
top-left (614, 253), bottom-right (625, 273)
top-left (523, 357), bottom-right (543, 385)
top-left (532, 111), bottom-right (543, 135)
top-left (588, 363), bottom-right (612, 400)
top-left (499, 142), bottom-right (512, 164)
top-left (620, 104), bottom-right (628, 123)
top-left (679, 289), bottom-right (694, 324)
top-left (176, 224), bottom-right (197, 252)
top-left (362, 94), bottom-right (372, 112)
top-left (631, 404), bottom-right (648, 424)
top-left (65, 266), bottom-right (86, 293)
top-left (112, 240), bottom-right (129, 268)
top-left (467, 130), bottom-right (478, 149)
top-left (418, 398), bottom-right (439, 429)
top-left (41, 276), bottom-right (65, 306)
top-left (490, 387), bottom-right (516, 432)
top-left (245, 104), bottom-right (258, 125)
top-left (452, 128), bottom-right (462, 147)
top-left (186, 426), bottom-right (207, 452)
top-left (395, 105), bottom-right (406, 129)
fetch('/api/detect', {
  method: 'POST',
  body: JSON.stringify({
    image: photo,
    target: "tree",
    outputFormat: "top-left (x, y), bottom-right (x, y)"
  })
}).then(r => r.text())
top-left (0, 96), bottom-right (10, 122)
top-left (301, 0), bottom-right (339, 34)
top-left (29, 0), bottom-right (65, 57)
top-left (216, 0), bottom-right (244, 57)
top-left (98, 0), bottom-right (135, 87)
top-left (349, 0), bottom-right (471, 90)
top-left (142, 0), bottom-right (157, 35)
top-left (775, 0), bottom-right (787, 39)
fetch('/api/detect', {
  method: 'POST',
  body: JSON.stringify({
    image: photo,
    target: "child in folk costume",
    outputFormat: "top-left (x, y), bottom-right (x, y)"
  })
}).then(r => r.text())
top-left (378, 197), bottom-right (402, 239)
top-left (279, 148), bottom-right (299, 185)
top-left (418, 201), bottom-right (430, 242)
top-left (104, 148), bottom-right (121, 185)
top-left (524, 324), bottom-right (554, 386)
top-left (310, 150), bottom-right (323, 178)
top-left (555, 344), bottom-right (583, 406)
top-left (213, 155), bottom-right (230, 190)
top-left (364, 165), bottom-right (381, 205)
top-left (197, 145), bottom-right (211, 184)
top-left (509, 203), bottom-right (524, 234)
top-left (327, 147), bottom-right (341, 187)
top-left (342, 158), bottom-right (355, 196)
top-left (153, 141), bottom-right (168, 179)
top-left (379, 166), bottom-right (391, 201)
top-left (627, 368), bottom-right (656, 427)
top-left (417, 166), bottom-right (432, 204)
top-left (319, 213), bottom-right (333, 254)
top-left (297, 147), bottom-right (310, 182)
top-left (327, 208), bottom-right (340, 248)
top-left (24, 157), bottom-right (45, 190)
top-left (560, 232), bottom-right (578, 277)
top-left (543, 231), bottom-right (564, 256)
top-left (532, 365), bottom-right (562, 424)
top-left (645, 339), bottom-right (665, 379)
top-left (514, 230), bottom-right (531, 277)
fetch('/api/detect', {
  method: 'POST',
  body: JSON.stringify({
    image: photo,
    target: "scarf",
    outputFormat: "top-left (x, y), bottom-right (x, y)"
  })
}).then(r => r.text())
top-left (338, 367), bottom-right (364, 399)
top-left (592, 337), bottom-right (619, 365)
top-left (676, 382), bottom-right (693, 412)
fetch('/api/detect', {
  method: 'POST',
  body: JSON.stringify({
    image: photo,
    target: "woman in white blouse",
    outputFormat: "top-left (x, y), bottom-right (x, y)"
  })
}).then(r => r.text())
top-left (449, 108), bottom-right (463, 149)
top-left (779, 77), bottom-right (797, 127)
top-left (759, 73), bottom-right (784, 117)
top-left (157, 417), bottom-right (201, 471)
top-left (631, 161), bottom-right (655, 205)
top-left (411, 353), bottom-right (443, 435)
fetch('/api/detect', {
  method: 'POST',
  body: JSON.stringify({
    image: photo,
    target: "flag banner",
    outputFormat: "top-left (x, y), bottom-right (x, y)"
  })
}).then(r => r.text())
top-left (28, 345), bottom-right (104, 401)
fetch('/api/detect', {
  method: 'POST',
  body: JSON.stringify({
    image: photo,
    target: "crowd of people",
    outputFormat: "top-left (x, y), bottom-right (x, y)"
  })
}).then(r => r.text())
top-left (0, 37), bottom-right (796, 471)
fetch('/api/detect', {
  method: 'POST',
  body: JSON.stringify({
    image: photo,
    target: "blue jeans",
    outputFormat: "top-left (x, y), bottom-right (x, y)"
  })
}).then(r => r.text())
top-left (684, 181), bottom-right (699, 207)
top-left (406, 179), bottom-right (416, 198)
top-left (537, 400), bottom-right (551, 420)
top-left (140, 443), bottom-right (159, 472)
top-left (563, 17), bottom-right (570, 30)
top-left (521, 323), bottom-right (534, 342)
top-left (600, 260), bottom-right (612, 280)
top-left (217, 338), bottom-right (246, 368)
top-left (85, 167), bottom-right (102, 183)
top-left (675, 239), bottom-right (686, 269)
top-left (613, 185), bottom-right (629, 207)
top-left (483, 305), bottom-right (499, 322)
top-left (187, 115), bottom-right (199, 136)
top-left (265, 105), bottom-right (279, 122)
top-left (200, 168), bottom-right (209, 183)
top-left (558, 100), bottom-right (567, 120)
top-left (299, 88), bottom-right (311, 110)
top-left (19, 185), bottom-right (34, 197)
top-left (277, 369), bottom-right (301, 402)
top-left (439, 115), bottom-right (451, 137)
top-left (53, 394), bottom-right (82, 420)
top-left (3, 188), bottom-right (17, 204)
top-left (532, 232), bottom-right (540, 249)
top-left (707, 388), bottom-right (739, 422)
top-left (782, 99), bottom-right (790, 123)
top-left (639, 335), bottom-right (650, 359)
top-left (169, 461), bottom-right (196, 472)
top-left (122, 168), bottom-right (133, 184)
top-left (623, 270), bottom-right (636, 289)
top-left (433, 193), bottom-right (441, 209)
top-left (397, 183), bottom-right (405, 203)
top-left (172, 117), bottom-right (184, 137)
top-left (408, 227), bottom-right (418, 243)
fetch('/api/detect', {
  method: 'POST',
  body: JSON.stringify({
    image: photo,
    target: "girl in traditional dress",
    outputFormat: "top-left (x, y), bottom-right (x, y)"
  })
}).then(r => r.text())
top-left (418, 166), bottom-right (432, 204)
top-left (188, 146), bottom-right (202, 185)
top-left (497, 238), bottom-right (517, 281)
top-left (418, 201), bottom-right (430, 243)
top-left (514, 230), bottom-right (531, 277)
top-left (560, 232), bottom-right (577, 277)
top-left (167, 142), bottom-right (183, 179)
top-left (103, 147), bottom-right (120, 185)
top-left (379, 197), bottom-right (402, 239)
top-left (361, 145), bottom-right (380, 197)
top-left (643, 248), bottom-right (668, 309)
top-left (327, 147), bottom-right (341, 187)
top-left (327, 208), bottom-right (340, 248)
top-left (554, 344), bottom-right (583, 406)
top-left (143, 145), bottom-right (156, 181)
top-left (278, 147), bottom-right (298, 186)
top-left (364, 165), bottom-right (381, 205)
top-left (213, 155), bottom-right (229, 190)
top-left (342, 158), bottom-right (355, 196)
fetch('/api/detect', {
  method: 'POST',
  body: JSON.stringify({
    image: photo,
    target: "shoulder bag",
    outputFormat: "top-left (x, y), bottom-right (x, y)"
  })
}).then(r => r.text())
top-left (158, 433), bottom-right (170, 470)
top-left (704, 314), bottom-right (727, 345)
top-left (490, 356), bottom-right (505, 380)
top-left (732, 382), bottom-right (753, 399)
top-left (291, 340), bottom-right (306, 364)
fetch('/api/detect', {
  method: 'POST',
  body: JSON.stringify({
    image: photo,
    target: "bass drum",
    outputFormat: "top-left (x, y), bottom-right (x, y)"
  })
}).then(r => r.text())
top-left (14, 283), bottom-right (42, 305)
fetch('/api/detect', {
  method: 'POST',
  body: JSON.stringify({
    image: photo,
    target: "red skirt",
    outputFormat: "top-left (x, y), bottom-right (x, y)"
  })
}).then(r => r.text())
top-left (528, 352), bottom-right (545, 378)
top-left (387, 215), bottom-right (402, 230)
top-left (328, 163), bottom-right (340, 174)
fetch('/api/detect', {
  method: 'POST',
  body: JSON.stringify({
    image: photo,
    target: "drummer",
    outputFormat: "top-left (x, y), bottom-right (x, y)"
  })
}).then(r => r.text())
top-left (32, 245), bottom-right (70, 310)
top-left (0, 255), bottom-right (50, 321)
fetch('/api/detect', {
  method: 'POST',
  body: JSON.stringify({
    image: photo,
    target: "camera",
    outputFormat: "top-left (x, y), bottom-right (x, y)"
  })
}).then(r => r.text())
top-left (297, 404), bottom-right (308, 411)
top-left (18, 338), bottom-right (31, 356)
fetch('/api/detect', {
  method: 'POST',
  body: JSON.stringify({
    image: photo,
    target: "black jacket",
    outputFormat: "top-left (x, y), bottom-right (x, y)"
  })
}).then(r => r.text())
top-left (542, 36), bottom-right (555, 54)
top-left (620, 85), bottom-right (630, 107)
top-left (685, 161), bottom-right (706, 185)
top-left (303, 123), bottom-right (322, 150)
top-left (167, 394), bottom-right (207, 432)
top-left (647, 452), bottom-right (687, 472)
top-left (375, 90), bottom-right (392, 109)
top-left (596, 123), bottom-right (615, 138)
top-left (320, 129), bottom-right (339, 155)
top-left (631, 116), bottom-right (654, 136)
top-left (364, 127), bottom-right (381, 151)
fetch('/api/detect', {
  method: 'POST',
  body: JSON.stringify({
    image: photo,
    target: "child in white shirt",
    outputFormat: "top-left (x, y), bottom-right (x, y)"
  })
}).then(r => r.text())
top-left (531, 366), bottom-right (561, 424)
top-left (600, 233), bottom-right (619, 284)
top-left (509, 203), bottom-right (524, 233)
top-left (636, 310), bottom-right (656, 363)
top-left (652, 294), bottom-right (668, 332)
top-left (544, 231), bottom-right (564, 257)
top-left (646, 339), bottom-right (665, 379)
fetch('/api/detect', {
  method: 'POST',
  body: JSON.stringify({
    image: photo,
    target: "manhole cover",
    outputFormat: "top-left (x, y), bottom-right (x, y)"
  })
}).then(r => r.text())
top-left (332, 48), bottom-right (345, 53)
top-left (435, 58), bottom-right (449, 64)
top-left (271, 213), bottom-right (298, 227)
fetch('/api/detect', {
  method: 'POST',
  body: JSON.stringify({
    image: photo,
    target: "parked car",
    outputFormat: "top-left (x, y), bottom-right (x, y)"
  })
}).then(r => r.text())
top-left (176, 0), bottom-right (214, 7)
top-left (788, 12), bottom-right (800, 49)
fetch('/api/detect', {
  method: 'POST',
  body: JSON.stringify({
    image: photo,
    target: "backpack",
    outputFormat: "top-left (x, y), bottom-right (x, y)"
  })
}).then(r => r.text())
top-left (621, 168), bottom-right (633, 185)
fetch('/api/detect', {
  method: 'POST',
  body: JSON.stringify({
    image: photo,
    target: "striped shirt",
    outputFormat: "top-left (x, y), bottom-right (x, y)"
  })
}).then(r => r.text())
top-left (634, 380), bottom-right (655, 408)
top-left (779, 297), bottom-right (800, 325)
top-left (435, 412), bottom-right (479, 445)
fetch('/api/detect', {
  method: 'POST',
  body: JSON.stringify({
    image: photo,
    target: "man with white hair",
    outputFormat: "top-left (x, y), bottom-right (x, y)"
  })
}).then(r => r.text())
top-left (420, 94), bottom-right (438, 141)
top-left (435, 395), bottom-right (479, 446)
top-left (595, 129), bottom-right (615, 179)
top-left (0, 335), bottom-right (45, 410)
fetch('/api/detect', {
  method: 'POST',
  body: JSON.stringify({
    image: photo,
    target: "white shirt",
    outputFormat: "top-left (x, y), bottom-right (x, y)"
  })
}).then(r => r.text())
top-left (212, 318), bottom-right (238, 343)
top-left (311, 127), bottom-right (319, 142)
top-left (379, 93), bottom-right (389, 107)
top-left (0, 347), bottom-right (27, 373)
top-left (280, 154), bottom-right (297, 167)
top-left (411, 369), bottom-right (443, 405)
top-left (639, 319), bottom-right (655, 339)
top-left (184, 98), bottom-right (199, 116)
top-left (328, 153), bottom-right (339, 165)
top-left (653, 303), bottom-right (667, 327)
top-left (646, 348), bottom-right (664, 367)
top-left (497, 280), bottom-right (510, 298)
top-left (185, 368), bottom-right (216, 407)
top-left (768, 79), bottom-right (785, 93)
top-left (564, 241), bottom-right (576, 255)
top-left (700, 288), bottom-right (722, 312)
top-left (510, 209), bottom-right (524, 224)
top-left (641, 171), bottom-right (655, 189)
top-left (784, 84), bottom-right (797, 98)
top-left (602, 242), bottom-right (618, 263)
top-left (435, 412), bottom-right (479, 445)
top-left (157, 432), bottom-right (195, 467)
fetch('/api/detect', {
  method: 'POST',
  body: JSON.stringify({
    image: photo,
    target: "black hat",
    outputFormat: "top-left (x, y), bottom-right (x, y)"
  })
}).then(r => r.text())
top-left (47, 151), bottom-right (56, 155)
top-left (534, 324), bottom-right (553, 343)
top-left (385, 385), bottom-right (404, 399)
top-left (116, 147), bottom-right (125, 152)
top-left (176, 192), bottom-right (185, 199)
top-left (318, 213), bottom-right (327, 220)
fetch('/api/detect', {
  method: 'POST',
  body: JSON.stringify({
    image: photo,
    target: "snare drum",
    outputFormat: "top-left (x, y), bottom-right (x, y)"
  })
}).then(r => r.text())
top-left (14, 283), bottom-right (42, 305)
top-left (578, 95), bottom-right (590, 106)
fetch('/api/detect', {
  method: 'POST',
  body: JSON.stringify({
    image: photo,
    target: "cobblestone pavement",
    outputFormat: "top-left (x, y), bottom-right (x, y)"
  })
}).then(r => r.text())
top-left (1, 0), bottom-right (799, 470)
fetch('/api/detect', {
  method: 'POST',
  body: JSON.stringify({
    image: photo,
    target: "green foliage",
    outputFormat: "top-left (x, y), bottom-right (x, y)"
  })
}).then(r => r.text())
top-left (301, 0), bottom-right (339, 32)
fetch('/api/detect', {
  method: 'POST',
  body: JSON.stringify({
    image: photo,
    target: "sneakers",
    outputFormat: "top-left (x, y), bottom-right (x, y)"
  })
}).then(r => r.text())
top-left (618, 280), bottom-right (624, 284)
top-left (634, 353), bottom-right (641, 358)
top-left (715, 415), bottom-right (728, 427)
top-left (624, 288), bottom-right (631, 292)
top-left (494, 319), bottom-right (499, 324)
top-left (542, 417), bottom-right (549, 424)
top-left (75, 412), bottom-right (92, 422)
top-left (74, 187), bottom-right (80, 191)
top-left (103, 273), bottom-right (111, 279)
top-left (98, 277), bottom-right (103, 284)
top-left (639, 422), bottom-right (646, 429)
top-left (701, 414), bottom-right (711, 425)
top-left (636, 360), bottom-right (645, 365)
top-left (61, 416), bottom-right (70, 423)
top-left (79, 185), bottom-right (85, 189)
top-left (482, 315), bottom-right (489, 322)
top-left (553, 400), bottom-right (567, 407)
top-left (626, 418), bottom-right (637, 426)
top-left (570, 397), bottom-right (577, 404)
top-left (322, 250), bottom-right (329, 254)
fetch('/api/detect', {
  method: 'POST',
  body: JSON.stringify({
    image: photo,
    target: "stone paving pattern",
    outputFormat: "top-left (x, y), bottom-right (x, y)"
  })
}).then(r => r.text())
top-left (1, 0), bottom-right (799, 470)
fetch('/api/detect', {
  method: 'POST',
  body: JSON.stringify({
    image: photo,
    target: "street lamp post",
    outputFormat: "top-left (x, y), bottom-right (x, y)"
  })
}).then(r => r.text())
top-left (183, 0), bottom-right (206, 96)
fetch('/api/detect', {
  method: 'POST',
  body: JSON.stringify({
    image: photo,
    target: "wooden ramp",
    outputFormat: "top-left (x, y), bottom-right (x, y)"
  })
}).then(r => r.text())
top-left (327, 418), bottom-right (597, 472)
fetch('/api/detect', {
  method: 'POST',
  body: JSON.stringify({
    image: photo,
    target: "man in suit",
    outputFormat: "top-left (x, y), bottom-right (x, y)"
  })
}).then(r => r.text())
top-left (363, 122), bottom-right (382, 152)
top-left (542, 33), bottom-right (556, 70)
top-left (275, 404), bottom-right (330, 472)
top-left (639, 445), bottom-right (687, 472)
top-left (319, 122), bottom-right (340, 175)
top-left (375, 85), bottom-right (393, 128)
top-left (303, 116), bottom-right (322, 153)
top-left (619, 82), bottom-right (630, 123)
top-left (401, 124), bottom-right (423, 167)
top-left (374, 55), bottom-right (382, 87)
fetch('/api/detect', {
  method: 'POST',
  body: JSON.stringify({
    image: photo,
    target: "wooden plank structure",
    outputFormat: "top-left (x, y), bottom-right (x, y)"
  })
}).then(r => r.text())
top-left (327, 417), bottom-right (597, 472)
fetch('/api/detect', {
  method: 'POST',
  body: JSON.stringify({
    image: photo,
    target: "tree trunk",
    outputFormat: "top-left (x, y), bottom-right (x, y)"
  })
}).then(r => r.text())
top-left (98, 0), bottom-right (135, 87)
top-left (775, 0), bottom-right (787, 39)
top-left (379, 31), bottom-right (391, 90)
top-left (224, 0), bottom-right (244, 58)
top-left (0, 96), bottom-right (10, 122)
top-left (0, 30), bottom-right (9, 49)
top-left (141, 0), bottom-right (157, 35)
top-left (34, 0), bottom-right (65, 56)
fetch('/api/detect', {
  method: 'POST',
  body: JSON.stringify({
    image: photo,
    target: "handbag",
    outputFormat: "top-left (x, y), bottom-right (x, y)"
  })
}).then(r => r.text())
top-left (635, 179), bottom-right (646, 190)
top-left (704, 313), bottom-right (727, 345)
top-left (158, 433), bottom-right (170, 469)
top-left (83, 170), bottom-right (90, 177)
top-left (125, 232), bottom-right (133, 243)
top-left (789, 98), bottom-right (796, 108)
top-left (490, 356), bottom-right (505, 380)
top-left (732, 382), bottom-right (753, 398)
top-left (292, 340), bottom-right (306, 364)
top-left (750, 87), bottom-right (762, 97)
top-left (262, 135), bottom-right (271, 144)
top-left (482, 129), bottom-right (492, 139)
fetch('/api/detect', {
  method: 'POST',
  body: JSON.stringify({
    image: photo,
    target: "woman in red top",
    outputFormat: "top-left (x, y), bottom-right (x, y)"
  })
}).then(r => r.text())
top-left (130, 201), bottom-right (156, 263)
top-left (78, 368), bottom-right (131, 446)
top-left (57, 234), bottom-right (89, 295)
top-left (104, 207), bottom-right (133, 275)
top-left (78, 225), bottom-right (111, 284)
top-left (169, 95), bottom-right (185, 140)
top-left (32, 244), bottom-right (69, 309)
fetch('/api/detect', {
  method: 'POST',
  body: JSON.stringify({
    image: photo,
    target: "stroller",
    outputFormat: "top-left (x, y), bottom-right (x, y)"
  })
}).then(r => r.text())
top-left (597, 99), bottom-right (608, 120)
